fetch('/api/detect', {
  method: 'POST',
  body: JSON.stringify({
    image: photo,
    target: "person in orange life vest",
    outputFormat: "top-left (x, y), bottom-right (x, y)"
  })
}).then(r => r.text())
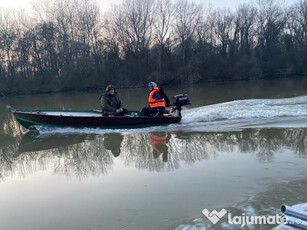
top-left (151, 132), bottom-right (171, 162)
top-left (141, 82), bottom-right (170, 116)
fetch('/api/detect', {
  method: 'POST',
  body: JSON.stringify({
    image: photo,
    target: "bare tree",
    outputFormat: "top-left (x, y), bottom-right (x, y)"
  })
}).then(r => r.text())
top-left (234, 4), bottom-right (258, 56)
top-left (75, 0), bottom-right (102, 57)
top-left (0, 0), bottom-right (306, 95)
top-left (108, 0), bottom-right (154, 54)
top-left (107, 0), bottom-right (155, 81)
top-left (152, 0), bottom-right (173, 73)
top-left (173, 0), bottom-right (203, 67)
top-left (0, 9), bottom-right (19, 78)
top-left (288, 0), bottom-right (307, 44)
top-left (215, 8), bottom-right (235, 57)
top-left (195, 5), bottom-right (217, 62)
top-left (31, 0), bottom-right (53, 23)
top-left (256, 0), bottom-right (287, 60)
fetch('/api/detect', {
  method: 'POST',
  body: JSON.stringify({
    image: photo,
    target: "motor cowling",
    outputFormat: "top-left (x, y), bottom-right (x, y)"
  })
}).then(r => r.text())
top-left (170, 94), bottom-right (190, 117)
top-left (173, 94), bottom-right (190, 106)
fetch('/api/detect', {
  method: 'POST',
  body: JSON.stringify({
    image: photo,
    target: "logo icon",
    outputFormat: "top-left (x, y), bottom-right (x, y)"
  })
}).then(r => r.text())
top-left (202, 208), bottom-right (227, 224)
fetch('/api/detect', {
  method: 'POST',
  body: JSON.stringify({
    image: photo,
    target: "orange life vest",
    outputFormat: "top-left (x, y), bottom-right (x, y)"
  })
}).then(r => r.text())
top-left (149, 87), bottom-right (165, 108)
top-left (151, 134), bottom-right (167, 154)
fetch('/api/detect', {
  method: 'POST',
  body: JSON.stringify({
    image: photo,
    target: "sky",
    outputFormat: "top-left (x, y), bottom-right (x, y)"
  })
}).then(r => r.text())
top-left (0, 0), bottom-right (298, 12)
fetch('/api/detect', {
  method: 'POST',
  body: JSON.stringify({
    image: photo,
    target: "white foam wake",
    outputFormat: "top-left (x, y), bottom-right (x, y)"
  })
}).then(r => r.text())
top-left (182, 96), bottom-right (307, 123)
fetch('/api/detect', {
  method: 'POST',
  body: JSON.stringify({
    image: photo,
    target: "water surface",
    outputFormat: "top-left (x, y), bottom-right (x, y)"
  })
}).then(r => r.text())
top-left (1, 77), bottom-right (307, 230)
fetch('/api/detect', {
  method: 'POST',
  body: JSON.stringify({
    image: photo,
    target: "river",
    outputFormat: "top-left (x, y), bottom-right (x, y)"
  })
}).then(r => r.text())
top-left (1, 77), bottom-right (307, 230)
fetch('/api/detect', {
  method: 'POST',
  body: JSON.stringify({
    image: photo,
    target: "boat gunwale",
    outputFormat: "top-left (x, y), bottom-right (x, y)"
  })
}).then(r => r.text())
top-left (13, 110), bottom-right (179, 119)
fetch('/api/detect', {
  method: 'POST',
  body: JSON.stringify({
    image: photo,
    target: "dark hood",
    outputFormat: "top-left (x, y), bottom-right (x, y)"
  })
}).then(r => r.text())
top-left (105, 84), bottom-right (116, 94)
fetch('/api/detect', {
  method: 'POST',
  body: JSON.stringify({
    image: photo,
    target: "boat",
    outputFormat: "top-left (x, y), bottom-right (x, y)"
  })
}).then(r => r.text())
top-left (8, 94), bottom-right (190, 130)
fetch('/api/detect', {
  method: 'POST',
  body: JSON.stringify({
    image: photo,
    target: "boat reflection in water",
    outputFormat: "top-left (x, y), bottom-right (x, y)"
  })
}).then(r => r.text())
top-left (1, 127), bottom-right (307, 180)
top-left (17, 131), bottom-right (99, 153)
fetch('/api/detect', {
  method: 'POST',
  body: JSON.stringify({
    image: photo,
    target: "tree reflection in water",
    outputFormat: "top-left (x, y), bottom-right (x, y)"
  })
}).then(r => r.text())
top-left (0, 128), bottom-right (306, 180)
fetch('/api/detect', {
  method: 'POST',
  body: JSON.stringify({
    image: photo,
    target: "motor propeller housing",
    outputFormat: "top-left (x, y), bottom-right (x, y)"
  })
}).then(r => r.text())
top-left (170, 94), bottom-right (190, 116)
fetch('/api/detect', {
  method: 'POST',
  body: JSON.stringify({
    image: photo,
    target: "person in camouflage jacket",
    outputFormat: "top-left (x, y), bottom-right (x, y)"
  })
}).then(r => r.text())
top-left (100, 85), bottom-right (127, 116)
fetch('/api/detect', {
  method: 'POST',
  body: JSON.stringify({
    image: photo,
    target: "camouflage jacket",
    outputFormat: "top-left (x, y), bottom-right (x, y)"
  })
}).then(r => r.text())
top-left (100, 85), bottom-right (122, 114)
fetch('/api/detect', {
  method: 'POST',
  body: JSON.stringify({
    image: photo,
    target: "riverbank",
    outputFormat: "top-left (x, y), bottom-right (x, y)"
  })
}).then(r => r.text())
top-left (1, 73), bottom-right (306, 98)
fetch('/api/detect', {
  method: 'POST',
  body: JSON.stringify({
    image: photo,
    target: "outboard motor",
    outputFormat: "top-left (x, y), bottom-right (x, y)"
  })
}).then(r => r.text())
top-left (171, 94), bottom-right (190, 116)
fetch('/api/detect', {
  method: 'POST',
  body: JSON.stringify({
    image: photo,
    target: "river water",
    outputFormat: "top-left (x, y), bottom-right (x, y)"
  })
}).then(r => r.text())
top-left (1, 77), bottom-right (307, 230)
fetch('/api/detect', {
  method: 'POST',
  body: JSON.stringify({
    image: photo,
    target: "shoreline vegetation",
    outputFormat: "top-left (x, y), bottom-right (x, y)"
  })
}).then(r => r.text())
top-left (0, 0), bottom-right (306, 97)
top-left (1, 73), bottom-right (307, 98)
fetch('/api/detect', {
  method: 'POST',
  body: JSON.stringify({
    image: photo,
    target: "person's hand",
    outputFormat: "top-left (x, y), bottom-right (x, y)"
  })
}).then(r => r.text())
top-left (116, 108), bottom-right (123, 113)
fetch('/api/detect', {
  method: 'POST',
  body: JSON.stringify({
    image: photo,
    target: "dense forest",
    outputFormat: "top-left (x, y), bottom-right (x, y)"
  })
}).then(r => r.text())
top-left (0, 0), bottom-right (306, 95)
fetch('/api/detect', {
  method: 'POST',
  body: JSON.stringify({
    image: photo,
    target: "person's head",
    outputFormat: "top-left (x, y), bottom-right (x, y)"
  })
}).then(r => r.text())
top-left (111, 147), bottom-right (121, 157)
top-left (148, 82), bottom-right (157, 91)
top-left (105, 84), bottom-right (116, 95)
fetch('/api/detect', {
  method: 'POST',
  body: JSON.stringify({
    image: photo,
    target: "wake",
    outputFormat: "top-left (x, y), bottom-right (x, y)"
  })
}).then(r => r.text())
top-left (182, 95), bottom-right (307, 123)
